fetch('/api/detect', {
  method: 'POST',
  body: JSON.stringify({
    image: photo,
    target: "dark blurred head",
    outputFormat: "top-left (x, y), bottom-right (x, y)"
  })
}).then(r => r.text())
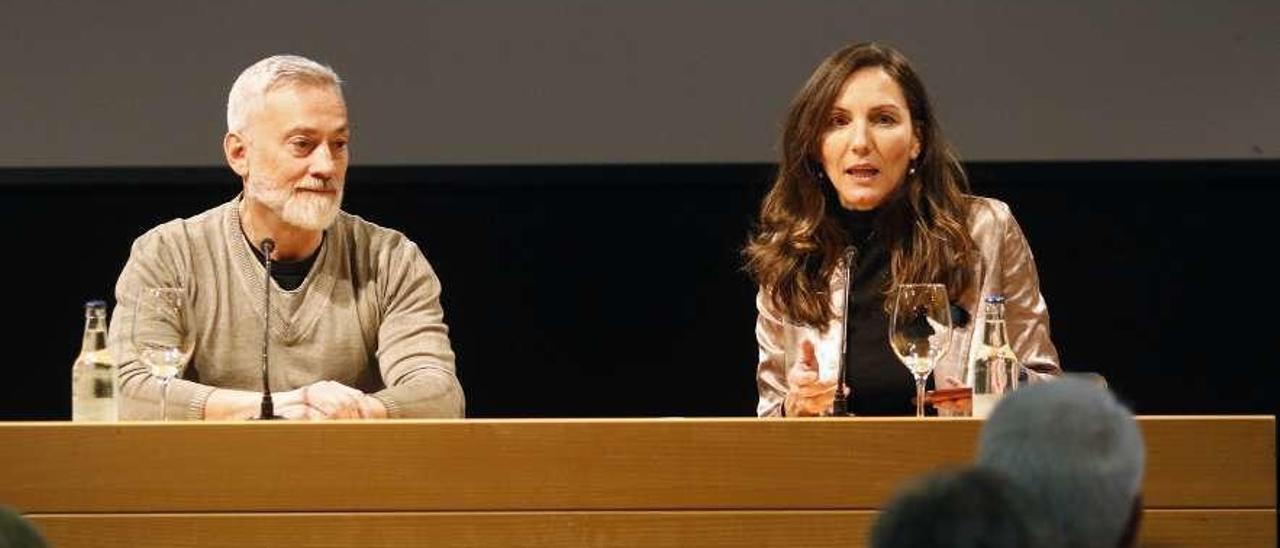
top-left (977, 377), bottom-right (1145, 547)
top-left (871, 466), bottom-right (1058, 548)
top-left (0, 507), bottom-right (47, 548)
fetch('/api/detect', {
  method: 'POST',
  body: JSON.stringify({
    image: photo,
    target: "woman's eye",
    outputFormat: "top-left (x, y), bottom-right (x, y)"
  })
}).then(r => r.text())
top-left (874, 114), bottom-right (898, 126)
top-left (830, 114), bottom-right (850, 127)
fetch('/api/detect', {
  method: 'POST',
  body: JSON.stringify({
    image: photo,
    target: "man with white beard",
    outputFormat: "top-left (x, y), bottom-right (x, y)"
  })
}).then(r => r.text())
top-left (109, 55), bottom-right (464, 420)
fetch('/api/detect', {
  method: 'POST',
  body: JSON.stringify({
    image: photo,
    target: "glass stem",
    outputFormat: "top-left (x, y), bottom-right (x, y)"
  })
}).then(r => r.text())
top-left (160, 377), bottom-right (171, 422)
top-left (914, 376), bottom-right (926, 418)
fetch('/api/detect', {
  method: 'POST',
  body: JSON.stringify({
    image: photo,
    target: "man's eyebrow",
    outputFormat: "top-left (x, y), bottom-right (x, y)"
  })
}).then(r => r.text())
top-left (282, 124), bottom-right (349, 135)
top-left (282, 125), bottom-right (318, 135)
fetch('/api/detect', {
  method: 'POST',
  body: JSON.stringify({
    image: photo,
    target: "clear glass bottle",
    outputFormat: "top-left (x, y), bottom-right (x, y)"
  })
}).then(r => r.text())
top-left (72, 300), bottom-right (117, 421)
top-left (966, 295), bottom-right (1021, 418)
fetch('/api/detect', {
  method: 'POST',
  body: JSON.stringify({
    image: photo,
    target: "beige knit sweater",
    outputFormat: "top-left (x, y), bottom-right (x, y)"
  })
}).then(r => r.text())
top-left (109, 198), bottom-right (464, 419)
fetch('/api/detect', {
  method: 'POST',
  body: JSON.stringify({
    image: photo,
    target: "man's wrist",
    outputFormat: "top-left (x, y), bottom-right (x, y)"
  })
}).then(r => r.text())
top-left (361, 395), bottom-right (389, 419)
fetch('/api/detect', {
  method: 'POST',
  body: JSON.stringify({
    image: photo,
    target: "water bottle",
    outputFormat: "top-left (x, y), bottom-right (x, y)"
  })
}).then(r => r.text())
top-left (966, 295), bottom-right (1020, 419)
top-left (72, 300), bottom-right (117, 421)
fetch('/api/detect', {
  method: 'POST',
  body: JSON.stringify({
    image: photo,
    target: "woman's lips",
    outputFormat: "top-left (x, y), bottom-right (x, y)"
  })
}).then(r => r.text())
top-left (846, 166), bottom-right (879, 180)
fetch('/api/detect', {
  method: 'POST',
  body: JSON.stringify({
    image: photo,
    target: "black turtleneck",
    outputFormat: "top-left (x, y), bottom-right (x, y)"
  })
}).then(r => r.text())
top-left (245, 233), bottom-right (322, 291)
top-left (839, 209), bottom-right (932, 415)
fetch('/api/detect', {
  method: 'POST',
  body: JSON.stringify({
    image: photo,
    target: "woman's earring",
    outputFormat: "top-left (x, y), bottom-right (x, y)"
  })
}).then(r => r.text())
top-left (908, 164), bottom-right (917, 177)
top-left (810, 163), bottom-right (828, 182)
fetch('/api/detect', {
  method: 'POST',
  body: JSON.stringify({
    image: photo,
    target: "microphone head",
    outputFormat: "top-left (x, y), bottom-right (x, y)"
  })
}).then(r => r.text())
top-left (260, 238), bottom-right (275, 255)
top-left (842, 245), bottom-right (858, 264)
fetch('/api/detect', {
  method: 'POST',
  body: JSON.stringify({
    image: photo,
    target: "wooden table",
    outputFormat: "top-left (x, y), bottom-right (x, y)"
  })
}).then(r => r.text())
top-left (0, 417), bottom-right (1272, 547)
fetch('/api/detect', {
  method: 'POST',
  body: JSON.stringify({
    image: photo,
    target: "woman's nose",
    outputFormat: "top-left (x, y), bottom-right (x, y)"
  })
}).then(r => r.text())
top-left (849, 123), bottom-right (871, 155)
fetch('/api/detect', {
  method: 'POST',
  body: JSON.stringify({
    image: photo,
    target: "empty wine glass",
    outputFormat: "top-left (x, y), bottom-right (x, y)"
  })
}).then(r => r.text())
top-left (889, 283), bottom-right (953, 417)
top-left (131, 287), bottom-right (193, 421)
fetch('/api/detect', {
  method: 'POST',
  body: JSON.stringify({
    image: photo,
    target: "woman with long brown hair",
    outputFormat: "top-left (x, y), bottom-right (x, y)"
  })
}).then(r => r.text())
top-left (747, 42), bottom-right (1060, 417)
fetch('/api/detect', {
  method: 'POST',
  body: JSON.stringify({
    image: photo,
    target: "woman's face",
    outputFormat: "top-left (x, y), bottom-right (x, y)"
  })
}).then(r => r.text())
top-left (819, 67), bottom-right (921, 211)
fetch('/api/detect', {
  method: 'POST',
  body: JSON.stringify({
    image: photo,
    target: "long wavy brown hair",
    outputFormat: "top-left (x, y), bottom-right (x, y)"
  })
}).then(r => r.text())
top-left (745, 42), bottom-right (975, 329)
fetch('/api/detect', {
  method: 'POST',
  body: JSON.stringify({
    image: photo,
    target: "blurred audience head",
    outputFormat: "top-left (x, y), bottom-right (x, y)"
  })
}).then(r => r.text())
top-left (977, 376), bottom-right (1145, 547)
top-left (871, 466), bottom-right (1058, 548)
top-left (0, 507), bottom-right (47, 548)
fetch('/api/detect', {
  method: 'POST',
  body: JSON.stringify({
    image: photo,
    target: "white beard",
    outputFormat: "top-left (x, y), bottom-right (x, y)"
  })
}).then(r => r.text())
top-left (246, 176), bottom-right (344, 231)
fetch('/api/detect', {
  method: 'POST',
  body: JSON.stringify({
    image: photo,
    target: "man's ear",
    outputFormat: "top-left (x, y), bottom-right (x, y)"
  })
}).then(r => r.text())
top-left (224, 132), bottom-right (249, 177)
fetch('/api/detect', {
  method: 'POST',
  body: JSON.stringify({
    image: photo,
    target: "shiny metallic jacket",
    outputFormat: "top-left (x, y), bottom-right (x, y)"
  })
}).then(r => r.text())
top-left (755, 196), bottom-right (1062, 416)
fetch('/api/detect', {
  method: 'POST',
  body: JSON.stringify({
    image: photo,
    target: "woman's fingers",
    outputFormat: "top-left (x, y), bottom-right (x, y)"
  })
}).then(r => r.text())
top-left (784, 338), bottom-right (843, 416)
top-left (801, 339), bottom-right (818, 369)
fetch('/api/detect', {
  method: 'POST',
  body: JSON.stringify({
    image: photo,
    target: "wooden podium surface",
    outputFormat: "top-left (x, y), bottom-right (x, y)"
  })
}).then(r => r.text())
top-left (0, 417), bottom-right (1273, 547)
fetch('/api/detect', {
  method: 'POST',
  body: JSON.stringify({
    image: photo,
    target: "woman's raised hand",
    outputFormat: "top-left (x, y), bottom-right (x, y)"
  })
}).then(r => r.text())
top-left (784, 340), bottom-right (840, 416)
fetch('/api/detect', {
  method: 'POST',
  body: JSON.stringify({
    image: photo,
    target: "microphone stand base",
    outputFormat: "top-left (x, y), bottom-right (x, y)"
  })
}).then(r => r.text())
top-left (832, 398), bottom-right (848, 417)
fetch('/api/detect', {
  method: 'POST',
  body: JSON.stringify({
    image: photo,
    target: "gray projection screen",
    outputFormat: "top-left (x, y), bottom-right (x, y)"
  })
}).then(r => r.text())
top-left (2, 1), bottom-right (1276, 167)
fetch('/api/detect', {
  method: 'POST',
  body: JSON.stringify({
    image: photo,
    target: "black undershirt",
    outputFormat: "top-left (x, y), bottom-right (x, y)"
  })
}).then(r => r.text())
top-left (839, 211), bottom-right (932, 416)
top-left (245, 234), bottom-right (322, 291)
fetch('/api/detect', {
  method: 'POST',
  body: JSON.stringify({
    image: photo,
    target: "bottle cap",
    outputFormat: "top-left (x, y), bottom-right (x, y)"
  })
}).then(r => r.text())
top-left (85, 301), bottom-right (107, 318)
top-left (983, 295), bottom-right (1006, 304)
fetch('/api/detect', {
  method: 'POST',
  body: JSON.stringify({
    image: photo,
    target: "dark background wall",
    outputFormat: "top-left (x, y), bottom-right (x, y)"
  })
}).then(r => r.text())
top-left (3, 161), bottom-right (1276, 419)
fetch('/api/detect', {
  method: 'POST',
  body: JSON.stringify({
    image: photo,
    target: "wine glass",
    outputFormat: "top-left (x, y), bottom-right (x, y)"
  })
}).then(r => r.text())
top-left (131, 287), bottom-right (194, 421)
top-left (889, 283), bottom-right (953, 417)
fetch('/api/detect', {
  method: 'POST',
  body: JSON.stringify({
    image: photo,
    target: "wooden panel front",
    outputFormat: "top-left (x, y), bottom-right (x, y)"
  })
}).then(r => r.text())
top-left (2, 419), bottom-right (977, 512)
top-left (1138, 416), bottom-right (1276, 507)
top-left (0, 417), bottom-right (1272, 513)
top-left (26, 509), bottom-right (1276, 548)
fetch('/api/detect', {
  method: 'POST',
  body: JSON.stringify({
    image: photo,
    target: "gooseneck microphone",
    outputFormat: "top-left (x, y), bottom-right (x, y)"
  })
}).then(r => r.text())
top-left (833, 245), bottom-right (857, 416)
top-left (257, 238), bottom-right (283, 420)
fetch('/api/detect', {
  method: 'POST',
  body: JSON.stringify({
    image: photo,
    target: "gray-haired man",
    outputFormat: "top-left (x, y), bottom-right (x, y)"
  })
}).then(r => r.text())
top-left (110, 55), bottom-right (464, 420)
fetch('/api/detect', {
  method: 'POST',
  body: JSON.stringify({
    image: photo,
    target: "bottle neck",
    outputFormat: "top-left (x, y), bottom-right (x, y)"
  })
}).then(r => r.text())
top-left (980, 304), bottom-right (1010, 348)
top-left (81, 313), bottom-right (107, 354)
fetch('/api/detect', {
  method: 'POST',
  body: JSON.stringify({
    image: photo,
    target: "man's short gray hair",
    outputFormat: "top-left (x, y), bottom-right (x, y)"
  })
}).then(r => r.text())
top-left (976, 376), bottom-right (1145, 548)
top-left (226, 54), bottom-right (343, 133)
